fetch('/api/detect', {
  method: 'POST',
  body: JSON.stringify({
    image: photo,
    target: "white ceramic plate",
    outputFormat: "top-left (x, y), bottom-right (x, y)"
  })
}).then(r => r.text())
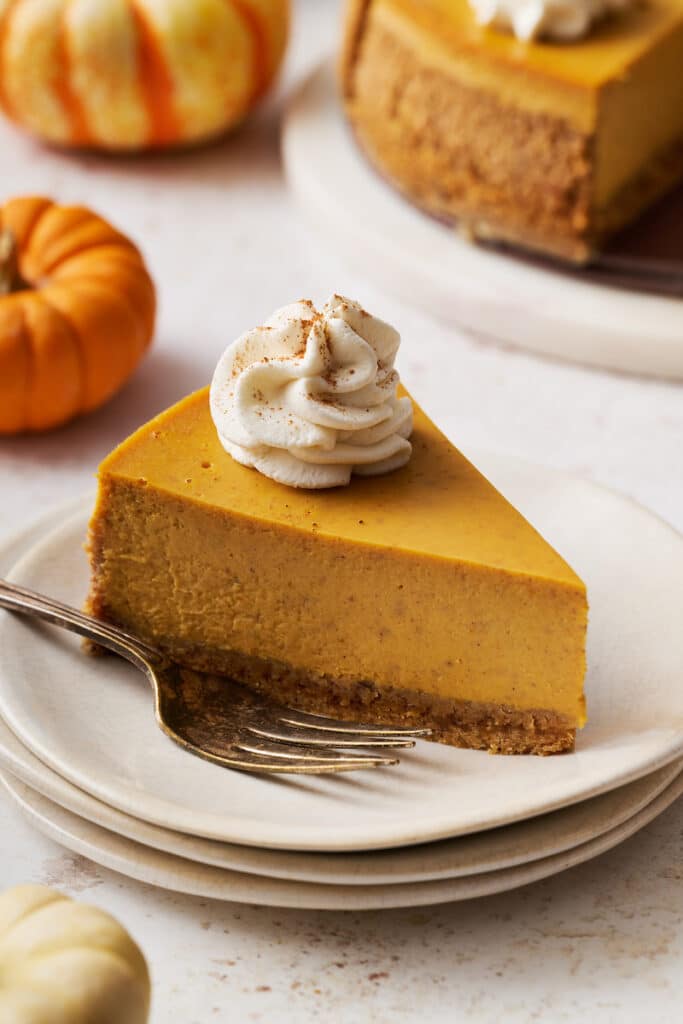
top-left (282, 63), bottom-right (683, 381)
top-left (3, 770), bottom-right (682, 910)
top-left (1, 710), bottom-right (679, 886)
top-left (1, 456), bottom-right (681, 852)
top-left (0, 500), bottom-right (680, 886)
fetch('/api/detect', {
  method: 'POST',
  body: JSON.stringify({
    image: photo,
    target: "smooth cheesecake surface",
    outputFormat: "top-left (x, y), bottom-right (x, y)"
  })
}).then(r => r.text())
top-left (99, 387), bottom-right (581, 579)
top-left (87, 387), bottom-right (587, 753)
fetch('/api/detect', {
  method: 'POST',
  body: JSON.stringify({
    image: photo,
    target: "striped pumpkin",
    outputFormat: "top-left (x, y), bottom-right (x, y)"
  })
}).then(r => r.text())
top-left (0, 195), bottom-right (156, 433)
top-left (0, 0), bottom-right (289, 151)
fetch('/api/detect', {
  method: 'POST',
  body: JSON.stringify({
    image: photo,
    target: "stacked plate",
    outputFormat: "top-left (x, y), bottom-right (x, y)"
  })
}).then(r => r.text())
top-left (1, 452), bottom-right (682, 910)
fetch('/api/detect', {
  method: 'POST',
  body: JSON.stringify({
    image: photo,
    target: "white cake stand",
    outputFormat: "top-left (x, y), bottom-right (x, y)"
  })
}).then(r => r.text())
top-left (282, 63), bottom-right (683, 381)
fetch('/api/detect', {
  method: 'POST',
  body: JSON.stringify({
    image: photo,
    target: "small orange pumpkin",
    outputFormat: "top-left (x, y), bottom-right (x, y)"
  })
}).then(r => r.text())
top-left (0, 196), bottom-right (156, 434)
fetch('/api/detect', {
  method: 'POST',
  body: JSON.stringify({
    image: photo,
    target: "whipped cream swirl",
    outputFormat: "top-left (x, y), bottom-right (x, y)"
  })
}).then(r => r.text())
top-left (210, 296), bottom-right (413, 489)
top-left (469, 0), bottom-right (632, 41)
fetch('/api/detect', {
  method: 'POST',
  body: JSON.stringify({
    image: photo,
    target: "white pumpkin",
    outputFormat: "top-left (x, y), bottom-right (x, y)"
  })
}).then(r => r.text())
top-left (0, 885), bottom-right (150, 1024)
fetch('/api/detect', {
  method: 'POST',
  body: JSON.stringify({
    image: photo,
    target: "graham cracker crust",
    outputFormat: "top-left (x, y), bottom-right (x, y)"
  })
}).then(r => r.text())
top-left (341, 5), bottom-right (683, 264)
top-left (226, 659), bottom-right (577, 756)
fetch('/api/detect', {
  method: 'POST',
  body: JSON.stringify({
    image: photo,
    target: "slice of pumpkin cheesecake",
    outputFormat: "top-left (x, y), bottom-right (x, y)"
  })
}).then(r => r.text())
top-left (87, 297), bottom-right (586, 754)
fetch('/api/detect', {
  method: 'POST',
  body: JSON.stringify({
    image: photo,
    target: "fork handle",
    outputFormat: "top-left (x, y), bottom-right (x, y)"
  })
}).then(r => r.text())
top-left (0, 578), bottom-right (159, 669)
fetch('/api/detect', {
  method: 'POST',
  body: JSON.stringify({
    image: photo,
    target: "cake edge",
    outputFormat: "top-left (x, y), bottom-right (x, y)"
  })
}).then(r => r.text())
top-left (85, 586), bottom-right (577, 756)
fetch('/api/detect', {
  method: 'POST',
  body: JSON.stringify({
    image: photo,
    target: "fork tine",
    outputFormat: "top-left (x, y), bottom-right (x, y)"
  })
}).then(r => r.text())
top-left (171, 738), bottom-right (392, 775)
top-left (248, 722), bottom-right (416, 749)
top-left (235, 739), bottom-right (398, 768)
top-left (279, 710), bottom-right (431, 738)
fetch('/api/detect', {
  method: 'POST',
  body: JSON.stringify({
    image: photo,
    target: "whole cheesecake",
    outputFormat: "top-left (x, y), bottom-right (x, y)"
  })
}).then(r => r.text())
top-left (340, 0), bottom-right (683, 262)
top-left (86, 298), bottom-right (587, 756)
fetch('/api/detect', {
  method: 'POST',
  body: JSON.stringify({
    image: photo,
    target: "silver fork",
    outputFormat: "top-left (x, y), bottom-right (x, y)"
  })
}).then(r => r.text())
top-left (0, 579), bottom-right (429, 774)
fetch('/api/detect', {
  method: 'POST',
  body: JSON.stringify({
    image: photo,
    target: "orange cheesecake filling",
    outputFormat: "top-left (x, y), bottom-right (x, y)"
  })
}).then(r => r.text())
top-left (88, 388), bottom-right (587, 730)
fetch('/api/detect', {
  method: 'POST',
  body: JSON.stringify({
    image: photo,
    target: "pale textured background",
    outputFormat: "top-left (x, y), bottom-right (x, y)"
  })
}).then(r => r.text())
top-left (0, 2), bottom-right (681, 1021)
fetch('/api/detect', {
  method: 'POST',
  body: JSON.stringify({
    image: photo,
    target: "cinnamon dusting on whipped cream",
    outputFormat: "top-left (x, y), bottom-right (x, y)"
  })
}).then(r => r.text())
top-left (209, 296), bottom-right (413, 489)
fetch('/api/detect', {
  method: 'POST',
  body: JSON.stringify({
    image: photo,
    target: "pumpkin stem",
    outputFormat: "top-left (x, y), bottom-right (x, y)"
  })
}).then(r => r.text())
top-left (0, 229), bottom-right (23, 295)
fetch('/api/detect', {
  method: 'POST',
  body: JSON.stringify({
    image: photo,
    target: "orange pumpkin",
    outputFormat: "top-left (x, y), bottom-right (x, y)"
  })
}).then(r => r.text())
top-left (0, 196), bottom-right (156, 434)
top-left (0, 0), bottom-right (290, 151)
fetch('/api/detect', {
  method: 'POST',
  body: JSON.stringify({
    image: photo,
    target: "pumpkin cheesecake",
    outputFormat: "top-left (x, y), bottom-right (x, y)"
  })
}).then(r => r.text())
top-left (341, 0), bottom-right (683, 262)
top-left (87, 297), bottom-right (587, 754)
